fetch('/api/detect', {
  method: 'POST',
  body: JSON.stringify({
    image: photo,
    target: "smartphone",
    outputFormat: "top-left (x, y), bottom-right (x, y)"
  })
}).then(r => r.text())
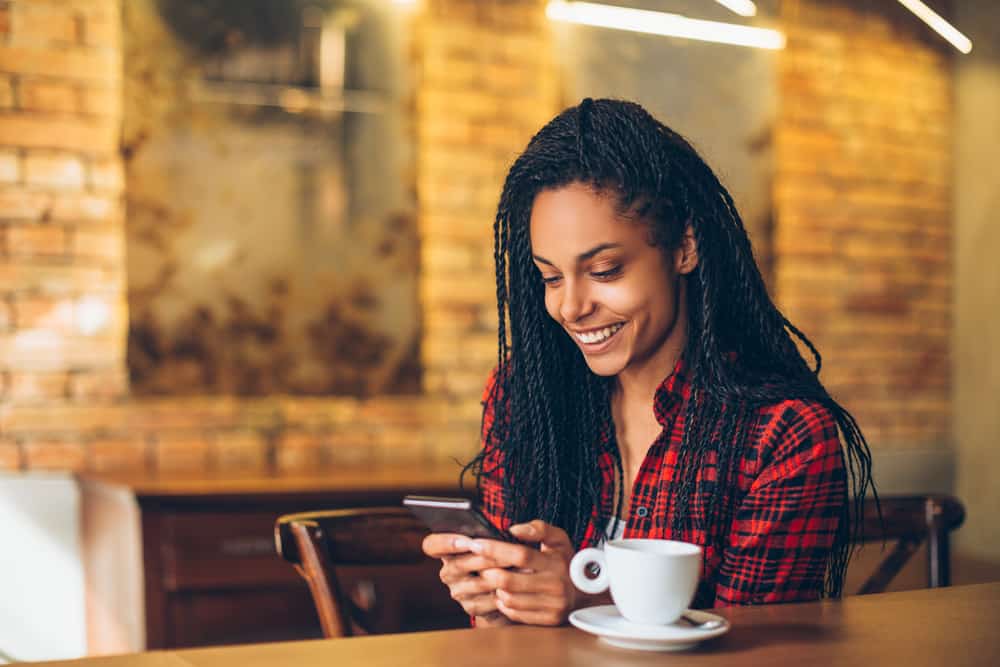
top-left (403, 495), bottom-right (513, 542)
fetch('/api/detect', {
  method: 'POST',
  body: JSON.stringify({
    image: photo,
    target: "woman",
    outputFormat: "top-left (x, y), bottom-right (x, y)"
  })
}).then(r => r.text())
top-left (423, 98), bottom-right (876, 627)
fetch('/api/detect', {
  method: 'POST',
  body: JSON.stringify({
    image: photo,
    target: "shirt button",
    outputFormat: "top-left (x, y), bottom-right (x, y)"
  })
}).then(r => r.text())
top-left (636, 506), bottom-right (649, 518)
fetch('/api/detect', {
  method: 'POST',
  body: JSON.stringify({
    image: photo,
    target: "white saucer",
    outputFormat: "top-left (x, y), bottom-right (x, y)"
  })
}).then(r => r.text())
top-left (568, 605), bottom-right (730, 652)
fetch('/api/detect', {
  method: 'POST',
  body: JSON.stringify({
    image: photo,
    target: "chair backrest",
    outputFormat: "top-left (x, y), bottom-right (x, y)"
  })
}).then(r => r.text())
top-left (275, 507), bottom-right (466, 637)
top-left (857, 494), bottom-right (965, 595)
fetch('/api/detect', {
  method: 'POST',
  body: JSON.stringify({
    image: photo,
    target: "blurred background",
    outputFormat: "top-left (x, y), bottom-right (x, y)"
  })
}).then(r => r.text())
top-left (0, 0), bottom-right (997, 661)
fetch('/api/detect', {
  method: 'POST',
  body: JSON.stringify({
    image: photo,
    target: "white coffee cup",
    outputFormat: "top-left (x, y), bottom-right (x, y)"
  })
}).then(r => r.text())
top-left (569, 539), bottom-right (702, 625)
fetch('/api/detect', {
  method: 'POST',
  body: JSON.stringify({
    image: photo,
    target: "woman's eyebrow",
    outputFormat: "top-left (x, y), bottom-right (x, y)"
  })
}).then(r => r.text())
top-left (533, 243), bottom-right (623, 266)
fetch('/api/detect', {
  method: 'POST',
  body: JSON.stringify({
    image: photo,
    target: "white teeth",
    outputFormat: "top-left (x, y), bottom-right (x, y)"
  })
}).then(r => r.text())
top-left (574, 322), bottom-right (624, 345)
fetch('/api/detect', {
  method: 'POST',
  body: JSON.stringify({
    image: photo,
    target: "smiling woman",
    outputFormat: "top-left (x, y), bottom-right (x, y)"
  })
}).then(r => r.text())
top-left (422, 98), bottom-right (877, 628)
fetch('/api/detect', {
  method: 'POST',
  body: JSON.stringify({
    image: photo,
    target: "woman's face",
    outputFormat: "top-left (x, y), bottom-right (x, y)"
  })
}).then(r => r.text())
top-left (529, 183), bottom-right (697, 379)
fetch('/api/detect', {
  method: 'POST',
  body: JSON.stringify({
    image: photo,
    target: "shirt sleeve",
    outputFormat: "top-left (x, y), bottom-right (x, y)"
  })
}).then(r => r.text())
top-left (714, 400), bottom-right (847, 606)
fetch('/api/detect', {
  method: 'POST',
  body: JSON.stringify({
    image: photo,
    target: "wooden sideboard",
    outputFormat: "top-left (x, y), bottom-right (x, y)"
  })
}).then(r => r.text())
top-left (79, 465), bottom-right (470, 654)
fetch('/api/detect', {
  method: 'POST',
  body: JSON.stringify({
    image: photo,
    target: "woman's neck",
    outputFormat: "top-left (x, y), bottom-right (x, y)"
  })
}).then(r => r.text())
top-left (614, 278), bottom-right (689, 409)
top-left (614, 334), bottom-right (686, 409)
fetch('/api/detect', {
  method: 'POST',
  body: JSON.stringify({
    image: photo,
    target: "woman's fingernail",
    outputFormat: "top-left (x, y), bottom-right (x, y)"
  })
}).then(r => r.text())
top-left (468, 540), bottom-right (484, 553)
top-left (453, 537), bottom-right (470, 550)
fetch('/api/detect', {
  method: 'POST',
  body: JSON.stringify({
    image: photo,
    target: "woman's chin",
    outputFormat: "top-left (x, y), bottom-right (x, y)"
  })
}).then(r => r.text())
top-left (582, 354), bottom-right (626, 377)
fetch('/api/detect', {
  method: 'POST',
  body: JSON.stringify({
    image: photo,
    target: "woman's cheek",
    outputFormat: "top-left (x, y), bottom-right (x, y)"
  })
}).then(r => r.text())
top-left (544, 291), bottom-right (561, 322)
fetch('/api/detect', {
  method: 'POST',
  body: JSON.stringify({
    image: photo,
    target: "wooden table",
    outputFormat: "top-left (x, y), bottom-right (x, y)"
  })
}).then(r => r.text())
top-left (38, 582), bottom-right (1000, 666)
top-left (79, 465), bottom-right (468, 653)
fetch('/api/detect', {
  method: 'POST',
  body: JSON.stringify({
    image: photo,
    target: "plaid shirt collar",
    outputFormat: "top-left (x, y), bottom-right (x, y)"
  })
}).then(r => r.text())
top-left (652, 355), bottom-right (691, 428)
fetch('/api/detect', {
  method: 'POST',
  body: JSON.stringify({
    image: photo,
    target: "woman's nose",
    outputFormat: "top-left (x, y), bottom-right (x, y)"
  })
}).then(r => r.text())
top-left (559, 279), bottom-right (593, 323)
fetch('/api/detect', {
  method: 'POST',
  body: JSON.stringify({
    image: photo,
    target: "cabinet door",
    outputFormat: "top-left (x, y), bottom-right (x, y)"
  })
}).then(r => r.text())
top-left (167, 588), bottom-right (323, 647)
top-left (161, 512), bottom-right (296, 590)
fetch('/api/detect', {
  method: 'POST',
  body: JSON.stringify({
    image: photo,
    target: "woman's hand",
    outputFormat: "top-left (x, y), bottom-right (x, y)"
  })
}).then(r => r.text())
top-left (422, 533), bottom-right (512, 627)
top-left (471, 520), bottom-right (580, 626)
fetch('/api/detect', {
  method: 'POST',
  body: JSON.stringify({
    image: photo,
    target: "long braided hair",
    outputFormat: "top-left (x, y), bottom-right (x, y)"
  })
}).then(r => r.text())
top-left (464, 98), bottom-right (877, 598)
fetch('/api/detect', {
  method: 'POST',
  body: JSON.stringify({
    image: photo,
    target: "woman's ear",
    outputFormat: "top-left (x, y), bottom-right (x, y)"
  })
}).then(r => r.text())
top-left (674, 226), bottom-right (699, 275)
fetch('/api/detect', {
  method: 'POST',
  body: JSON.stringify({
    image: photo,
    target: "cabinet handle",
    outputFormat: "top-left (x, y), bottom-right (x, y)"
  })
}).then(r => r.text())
top-left (219, 536), bottom-right (276, 557)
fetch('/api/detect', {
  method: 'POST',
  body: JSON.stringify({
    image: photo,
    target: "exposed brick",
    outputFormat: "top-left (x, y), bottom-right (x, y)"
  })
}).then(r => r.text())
top-left (87, 437), bottom-right (147, 474)
top-left (0, 190), bottom-right (51, 219)
top-left (421, 274), bottom-right (495, 308)
top-left (79, 11), bottom-right (119, 49)
top-left (0, 333), bottom-right (122, 371)
top-left (154, 433), bottom-right (211, 473)
top-left (79, 86), bottom-right (120, 117)
top-left (126, 398), bottom-right (241, 432)
top-left (73, 226), bottom-right (123, 261)
top-left (0, 150), bottom-right (18, 183)
top-left (0, 74), bottom-right (12, 108)
top-left (23, 439), bottom-right (86, 471)
top-left (24, 153), bottom-right (86, 189)
top-left (280, 397), bottom-right (359, 428)
top-left (69, 368), bottom-right (127, 400)
top-left (0, 263), bottom-right (118, 295)
top-left (775, 0), bottom-right (951, 451)
top-left (0, 46), bottom-right (117, 81)
top-left (14, 288), bottom-right (87, 328)
top-left (9, 3), bottom-right (80, 45)
top-left (4, 223), bottom-right (67, 256)
top-left (0, 113), bottom-right (117, 153)
top-left (6, 371), bottom-right (68, 401)
top-left (87, 159), bottom-right (123, 192)
top-left (275, 431), bottom-right (324, 473)
top-left (18, 79), bottom-right (79, 113)
top-left (51, 192), bottom-right (118, 222)
top-left (211, 431), bottom-right (268, 472)
top-left (323, 435), bottom-right (374, 466)
top-left (0, 441), bottom-right (23, 470)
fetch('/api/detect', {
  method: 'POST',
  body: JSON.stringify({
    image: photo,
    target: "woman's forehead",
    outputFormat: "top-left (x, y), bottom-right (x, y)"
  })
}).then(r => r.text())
top-left (529, 185), bottom-right (648, 255)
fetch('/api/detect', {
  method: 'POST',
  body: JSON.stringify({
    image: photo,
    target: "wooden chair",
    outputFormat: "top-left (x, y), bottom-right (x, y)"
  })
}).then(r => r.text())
top-left (857, 494), bottom-right (965, 594)
top-left (275, 507), bottom-right (468, 637)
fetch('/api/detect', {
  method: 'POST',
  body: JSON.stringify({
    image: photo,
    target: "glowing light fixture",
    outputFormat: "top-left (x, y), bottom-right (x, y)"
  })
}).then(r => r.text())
top-left (713, 0), bottom-right (757, 17)
top-left (546, 1), bottom-right (784, 50)
top-left (897, 0), bottom-right (972, 53)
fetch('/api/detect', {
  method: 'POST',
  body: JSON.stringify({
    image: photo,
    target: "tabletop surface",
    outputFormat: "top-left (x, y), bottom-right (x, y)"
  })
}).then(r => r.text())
top-left (35, 582), bottom-right (1000, 666)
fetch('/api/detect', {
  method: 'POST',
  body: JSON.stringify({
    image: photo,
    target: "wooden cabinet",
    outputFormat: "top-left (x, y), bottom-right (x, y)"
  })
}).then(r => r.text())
top-left (79, 466), bottom-right (468, 654)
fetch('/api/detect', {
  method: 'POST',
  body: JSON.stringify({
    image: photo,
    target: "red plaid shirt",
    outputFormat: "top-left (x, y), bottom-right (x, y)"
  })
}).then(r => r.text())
top-left (478, 357), bottom-right (846, 608)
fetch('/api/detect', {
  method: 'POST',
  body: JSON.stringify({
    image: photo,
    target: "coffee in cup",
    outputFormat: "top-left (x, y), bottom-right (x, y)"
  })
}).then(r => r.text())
top-left (569, 539), bottom-right (702, 625)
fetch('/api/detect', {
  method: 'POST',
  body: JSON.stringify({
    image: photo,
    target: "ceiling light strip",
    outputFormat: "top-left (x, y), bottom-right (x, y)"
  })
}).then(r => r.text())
top-left (713, 0), bottom-right (757, 17)
top-left (897, 0), bottom-right (972, 53)
top-left (546, 1), bottom-right (784, 50)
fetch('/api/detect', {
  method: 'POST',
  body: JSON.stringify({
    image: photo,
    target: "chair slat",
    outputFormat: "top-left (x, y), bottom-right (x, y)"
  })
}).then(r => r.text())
top-left (857, 494), bottom-right (965, 595)
top-left (275, 507), bottom-right (466, 638)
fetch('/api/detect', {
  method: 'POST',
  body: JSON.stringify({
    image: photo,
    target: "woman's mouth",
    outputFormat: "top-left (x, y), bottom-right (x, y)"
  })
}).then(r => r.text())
top-left (571, 322), bottom-right (625, 349)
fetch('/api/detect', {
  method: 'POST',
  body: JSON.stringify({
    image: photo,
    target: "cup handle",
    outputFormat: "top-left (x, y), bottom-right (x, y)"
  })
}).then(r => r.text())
top-left (569, 547), bottom-right (609, 595)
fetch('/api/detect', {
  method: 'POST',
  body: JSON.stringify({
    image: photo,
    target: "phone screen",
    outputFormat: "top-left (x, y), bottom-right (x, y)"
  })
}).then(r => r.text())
top-left (403, 495), bottom-right (510, 541)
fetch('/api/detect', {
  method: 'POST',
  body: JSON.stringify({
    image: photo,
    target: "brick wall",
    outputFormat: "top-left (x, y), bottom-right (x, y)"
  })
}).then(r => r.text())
top-left (774, 0), bottom-right (952, 451)
top-left (0, 0), bottom-right (557, 474)
top-left (0, 0), bottom-right (955, 475)
top-left (0, 0), bottom-right (127, 470)
top-left (416, 0), bottom-right (558, 415)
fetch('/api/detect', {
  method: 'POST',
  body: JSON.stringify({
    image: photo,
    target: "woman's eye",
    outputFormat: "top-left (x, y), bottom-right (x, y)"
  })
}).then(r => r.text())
top-left (541, 275), bottom-right (563, 286)
top-left (590, 266), bottom-right (622, 280)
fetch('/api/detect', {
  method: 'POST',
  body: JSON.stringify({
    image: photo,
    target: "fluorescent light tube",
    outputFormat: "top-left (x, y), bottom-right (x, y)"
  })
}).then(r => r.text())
top-left (897, 0), bottom-right (972, 53)
top-left (546, 1), bottom-right (784, 50)
top-left (713, 0), bottom-right (757, 17)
